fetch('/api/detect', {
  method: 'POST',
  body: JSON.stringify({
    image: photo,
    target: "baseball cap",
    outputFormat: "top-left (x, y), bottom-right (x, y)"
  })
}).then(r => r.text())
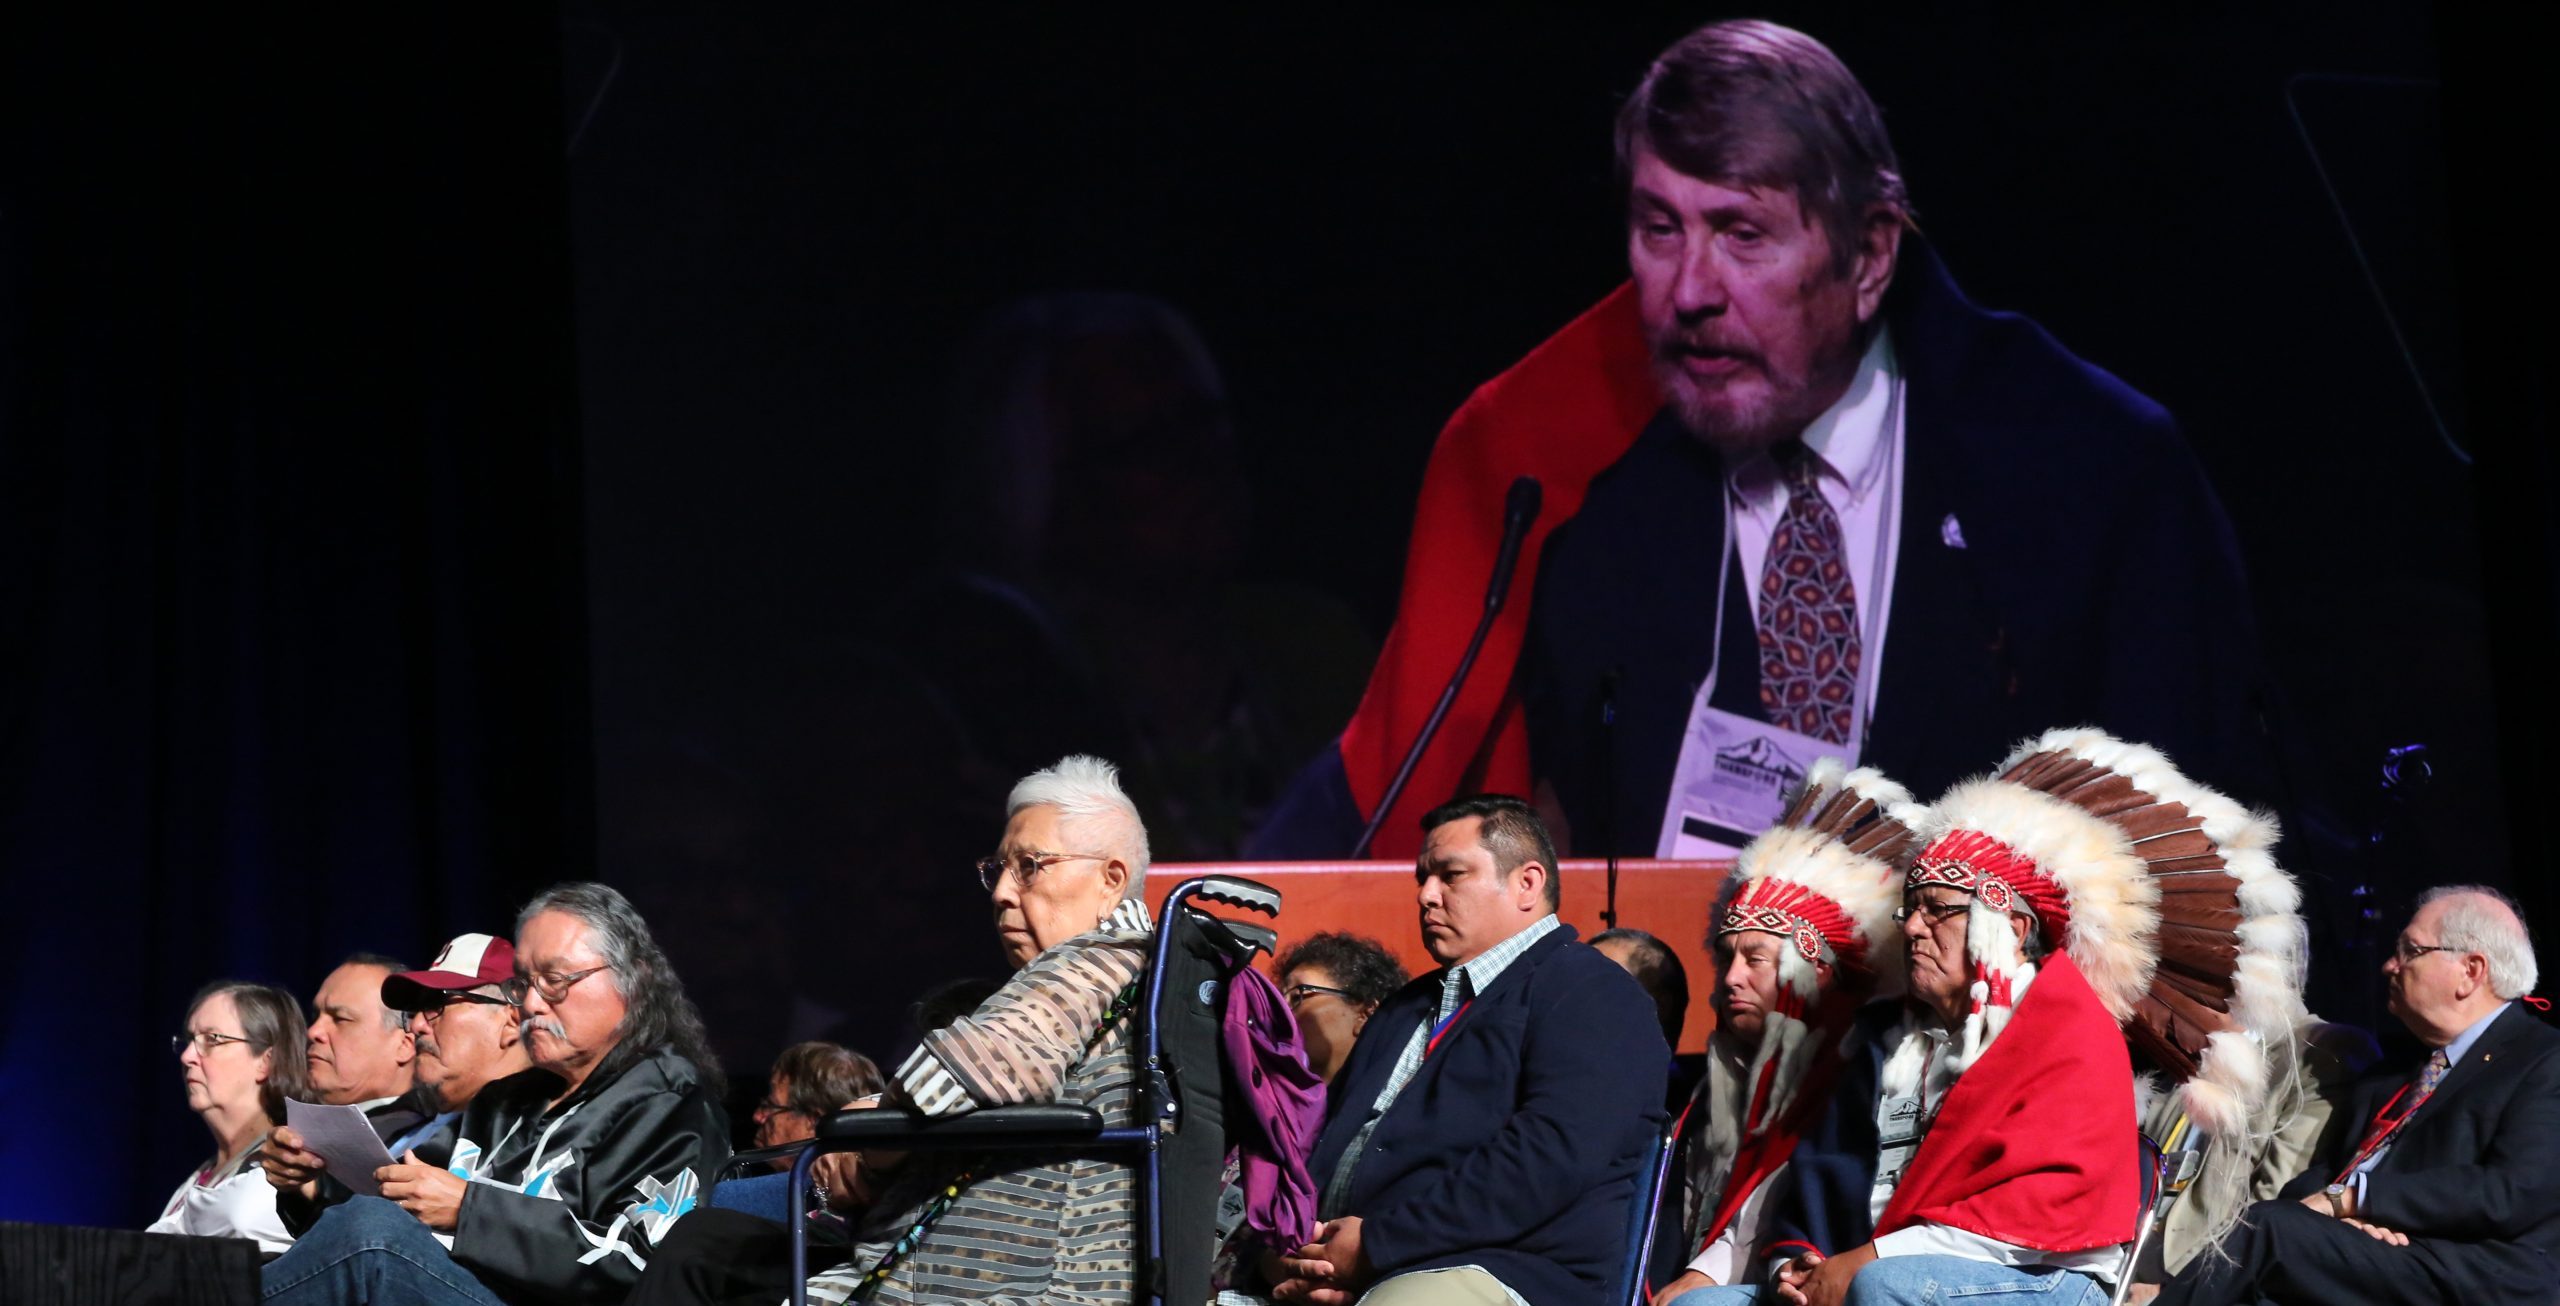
top-left (381, 933), bottom-right (518, 1012)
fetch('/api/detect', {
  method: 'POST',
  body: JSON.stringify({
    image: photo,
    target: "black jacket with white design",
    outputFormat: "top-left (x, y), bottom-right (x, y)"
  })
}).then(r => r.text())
top-left (442, 1048), bottom-right (729, 1304)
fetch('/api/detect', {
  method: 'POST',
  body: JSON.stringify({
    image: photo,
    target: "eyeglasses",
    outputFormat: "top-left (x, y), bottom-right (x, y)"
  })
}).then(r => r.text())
top-left (1284, 983), bottom-right (1352, 1007)
top-left (502, 964), bottom-right (612, 1006)
top-left (752, 1097), bottom-right (817, 1122)
top-left (2392, 939), bottom-right (2462, 965)
top-left (171, 1030), bottom-right (255, 1057)
top-left (410, 992), bottom-right (516, 1020)
top-left (975, 850), bottom-right (1109, 891)
top-left (1892, 898), bottom-right (1971, 927)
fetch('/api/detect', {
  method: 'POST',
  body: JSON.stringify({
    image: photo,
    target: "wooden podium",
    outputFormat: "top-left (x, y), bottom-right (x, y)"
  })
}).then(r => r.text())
top-left (1146, 859), bottom-right (1731, 1054)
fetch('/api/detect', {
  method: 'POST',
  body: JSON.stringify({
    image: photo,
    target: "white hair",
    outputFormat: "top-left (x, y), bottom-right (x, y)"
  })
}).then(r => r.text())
top-left (2421, 884), bottom-right (2539, 999)
top-left (1007, 754), bottom-right (1151, 888)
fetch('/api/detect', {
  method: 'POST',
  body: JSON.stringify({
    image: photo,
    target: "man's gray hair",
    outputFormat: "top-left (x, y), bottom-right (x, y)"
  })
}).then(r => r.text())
top-left (517, 881), bottom-right (726, 1097)
top-left (2420, 884), bottom-right (2539, 999)
top-left (1008, 754), bottom-right (1151, 886)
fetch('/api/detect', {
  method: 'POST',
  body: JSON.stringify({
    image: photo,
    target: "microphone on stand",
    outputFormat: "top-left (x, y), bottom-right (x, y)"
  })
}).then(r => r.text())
top-left (1352, 475), bottom-right (1544, 858)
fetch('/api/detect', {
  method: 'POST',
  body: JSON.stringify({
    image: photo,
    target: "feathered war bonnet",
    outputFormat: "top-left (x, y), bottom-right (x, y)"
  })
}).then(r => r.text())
top-left (1707, 758), bottom-right (1925, 1136)
top-left (1910, 727), bottom-right (2306, 1142)
top-left (1718, 757), bottom-right (1925, 1001)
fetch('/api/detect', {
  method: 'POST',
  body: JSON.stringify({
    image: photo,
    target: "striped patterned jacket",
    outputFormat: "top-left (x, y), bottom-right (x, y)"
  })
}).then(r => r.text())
top-left (811, 897), bottom-right (1153, 1304)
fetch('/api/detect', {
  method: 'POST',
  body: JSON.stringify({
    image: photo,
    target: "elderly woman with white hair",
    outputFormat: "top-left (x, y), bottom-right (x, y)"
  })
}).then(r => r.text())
top-left (628, 754), bottom-right (1158, 1306)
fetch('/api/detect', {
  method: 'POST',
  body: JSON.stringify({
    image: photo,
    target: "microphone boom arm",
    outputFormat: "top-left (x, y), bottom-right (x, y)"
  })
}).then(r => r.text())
top-left (1351, 476), bottom-right (1542, 857)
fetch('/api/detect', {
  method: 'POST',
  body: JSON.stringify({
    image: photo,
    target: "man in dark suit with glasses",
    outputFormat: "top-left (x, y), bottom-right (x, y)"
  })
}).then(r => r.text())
top-left (2162, 885), bottom-right (2560, 1304)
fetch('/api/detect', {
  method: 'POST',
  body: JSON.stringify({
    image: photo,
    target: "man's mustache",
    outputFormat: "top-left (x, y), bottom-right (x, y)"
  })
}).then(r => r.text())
top-left (1655, 330), bottom-right (1761, 367)
top-left (415, 1035), bottom-right (442, 1061)
top-left (521, 1016), bottom-right (569, 1042)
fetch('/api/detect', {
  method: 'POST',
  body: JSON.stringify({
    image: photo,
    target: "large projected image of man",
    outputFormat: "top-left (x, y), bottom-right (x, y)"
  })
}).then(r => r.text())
top-left (1255, 19), bottom-right (2268, 863)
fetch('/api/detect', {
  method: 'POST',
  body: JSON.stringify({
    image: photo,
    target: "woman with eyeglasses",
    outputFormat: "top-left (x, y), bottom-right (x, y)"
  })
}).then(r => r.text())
top-left (1275, 932), bottom-right (1410, 1085)
top-left (752, 1041), bottom-right (886, 1166)
top-left (148, 980), bottom-right (313, 1253)
top-left (627, 756), bottom-right (1162, 1306)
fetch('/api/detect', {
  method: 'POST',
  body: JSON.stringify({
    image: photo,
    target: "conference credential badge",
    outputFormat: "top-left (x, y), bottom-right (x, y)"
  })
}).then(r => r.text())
top-left (1656, 705), bottom-right (1854, 858)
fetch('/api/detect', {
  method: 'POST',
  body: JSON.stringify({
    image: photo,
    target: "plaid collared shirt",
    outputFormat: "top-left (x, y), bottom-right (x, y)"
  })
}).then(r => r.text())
top-left (1319, 913), bottom-right (1562, 1218)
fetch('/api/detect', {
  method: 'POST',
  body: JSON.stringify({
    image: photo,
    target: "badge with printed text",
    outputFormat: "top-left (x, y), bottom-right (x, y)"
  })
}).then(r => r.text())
top-left (1656, 705), bottom-right (1856, 858)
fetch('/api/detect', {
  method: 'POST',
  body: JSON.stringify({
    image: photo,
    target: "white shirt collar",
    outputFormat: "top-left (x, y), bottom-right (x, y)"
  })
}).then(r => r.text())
top-left (1731, 325), bottom-right (1899, 505)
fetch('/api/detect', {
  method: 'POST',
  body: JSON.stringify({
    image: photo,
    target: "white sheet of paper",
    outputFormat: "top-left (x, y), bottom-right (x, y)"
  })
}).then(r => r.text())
top-left (285, 1098), bottom-right (397, 1198)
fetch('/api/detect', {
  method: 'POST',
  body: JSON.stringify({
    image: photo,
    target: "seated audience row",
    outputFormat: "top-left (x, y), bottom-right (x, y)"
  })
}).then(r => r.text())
top-left (240, 885), bottom-right (732, 1305)
top-left (138, 736), bottom-right (2555, 1306)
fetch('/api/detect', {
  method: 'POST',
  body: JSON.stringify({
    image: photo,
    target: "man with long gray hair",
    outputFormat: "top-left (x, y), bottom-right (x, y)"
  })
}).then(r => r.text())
top-left (2162, 884), bottom-right (2560, 1305)
top-left (262, 882), bottom-right (731, 1305)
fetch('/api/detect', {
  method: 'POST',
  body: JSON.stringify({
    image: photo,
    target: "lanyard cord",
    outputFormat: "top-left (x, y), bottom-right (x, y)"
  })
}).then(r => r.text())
top-left (2336, 1080), bottom-right (2424, 1182)
top-left (1423, 998), bottom-right (1473, 1061)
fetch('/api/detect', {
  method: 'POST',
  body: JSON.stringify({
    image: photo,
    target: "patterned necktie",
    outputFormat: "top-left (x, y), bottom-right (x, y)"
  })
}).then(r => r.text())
top-left (2416, 1047), bottom-right (2451, 1101)
top-left (1756, 443), bottom-right (1862, 744)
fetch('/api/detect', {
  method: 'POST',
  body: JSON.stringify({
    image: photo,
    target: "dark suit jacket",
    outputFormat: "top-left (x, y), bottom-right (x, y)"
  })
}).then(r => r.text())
top-left (2274, 1002), bottom-right (2560, 1299)
top-left (1525, 240), bottom-right (2270, 854)
top-left (1309, 924), bottom-right (1669, 1306)
top-left (1758, 1000), bottom-right (1904, 1270)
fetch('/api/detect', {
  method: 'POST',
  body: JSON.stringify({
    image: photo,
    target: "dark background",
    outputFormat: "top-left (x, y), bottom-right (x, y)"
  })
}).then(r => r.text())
top-left (5, 2), bottom-right (2551, 1229)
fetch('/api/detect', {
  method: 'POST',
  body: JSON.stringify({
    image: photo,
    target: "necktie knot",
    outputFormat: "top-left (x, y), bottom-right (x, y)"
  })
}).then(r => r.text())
top-left (1775, 441), bottom-right (1824, 495)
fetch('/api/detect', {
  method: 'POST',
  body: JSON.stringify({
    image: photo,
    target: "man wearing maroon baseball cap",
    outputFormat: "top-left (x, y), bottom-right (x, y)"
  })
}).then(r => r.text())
top-left (264, 933), bottom-right (533, 1233)
top-left (381, 934), bottom-right (535, 1118)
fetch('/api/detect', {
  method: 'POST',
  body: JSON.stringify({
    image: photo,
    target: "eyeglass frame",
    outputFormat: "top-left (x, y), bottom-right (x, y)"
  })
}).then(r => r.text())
top-left (2391, 939), bottom-right (2464, 966)
top-left (1892, 895), bottom-right (1972, 927)
top-left (752, 1095), bottom-right (819, 1122)
top-left (170, 1029), bottom-right (257, 1057)
top-left (502, 964), bottom-right (612, 1007)
top-left (1284, 982), bottom-right (1355, 1007)
top-left (975, 849), bottom-right (1112, 892)
top-left (403, 990), bottom-right (518, 1021)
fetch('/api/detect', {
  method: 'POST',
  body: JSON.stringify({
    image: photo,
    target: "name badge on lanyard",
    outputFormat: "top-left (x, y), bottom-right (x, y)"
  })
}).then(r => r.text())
top-left (1653, 479), bottom-right (1875, 859)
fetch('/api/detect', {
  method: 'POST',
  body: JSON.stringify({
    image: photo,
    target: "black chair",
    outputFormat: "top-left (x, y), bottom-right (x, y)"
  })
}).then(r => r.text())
top-left (778, 875), bottom-right (1281, 1306)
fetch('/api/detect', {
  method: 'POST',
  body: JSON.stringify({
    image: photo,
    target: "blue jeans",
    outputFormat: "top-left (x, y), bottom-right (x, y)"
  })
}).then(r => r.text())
top-left (707, 1170), bottom-right (795, 1224)
top-left (1844, 1256), bottom-right (2105, 1304)
top-left (1665, 1259), bottom-right (2103, 1306)
top-left (1666, 1286), bottom-right (1762, 1304)
top-left (261, 1196), bottom-right (507, 1305)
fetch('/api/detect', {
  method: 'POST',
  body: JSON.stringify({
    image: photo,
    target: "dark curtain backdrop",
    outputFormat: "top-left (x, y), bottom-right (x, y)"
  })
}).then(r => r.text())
top-left (0, 15), bottom-right (587, 1227)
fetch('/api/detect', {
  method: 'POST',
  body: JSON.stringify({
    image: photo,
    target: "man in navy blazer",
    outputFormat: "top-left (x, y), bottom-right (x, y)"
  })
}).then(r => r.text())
top-left (1279, 795), bottom-right (1670, 1306)
top-left (2161, 885), bottom-right (2560, 1304)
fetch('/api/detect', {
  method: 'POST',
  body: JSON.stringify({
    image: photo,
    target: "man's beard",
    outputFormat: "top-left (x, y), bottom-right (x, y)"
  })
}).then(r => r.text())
top-left (1647, 327), bottom-right (1856, 457)
top-left (1655, 357), bottom-right (1796, 456)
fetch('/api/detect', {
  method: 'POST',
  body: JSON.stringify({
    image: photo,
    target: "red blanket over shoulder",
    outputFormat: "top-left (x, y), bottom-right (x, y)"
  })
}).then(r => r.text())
top-left (1336, 286), bottom-right (1659, 857)
top-left (1874, 952), bottom-right (2139, 1253)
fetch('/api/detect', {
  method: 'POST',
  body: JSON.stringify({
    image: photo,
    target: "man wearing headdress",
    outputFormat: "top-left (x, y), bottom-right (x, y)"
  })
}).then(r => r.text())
top-left (1655, 763), bottom-right (1917, 1302)
top-left (1685, 729), bottom-right (2303, 1305)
